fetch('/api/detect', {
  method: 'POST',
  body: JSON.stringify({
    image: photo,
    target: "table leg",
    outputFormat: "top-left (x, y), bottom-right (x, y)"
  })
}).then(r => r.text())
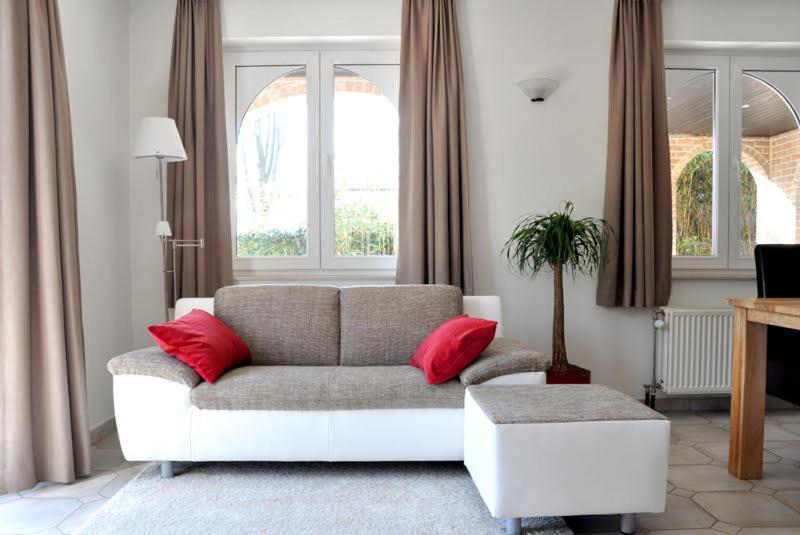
top-left (728, 308), bottom-right (767, 479)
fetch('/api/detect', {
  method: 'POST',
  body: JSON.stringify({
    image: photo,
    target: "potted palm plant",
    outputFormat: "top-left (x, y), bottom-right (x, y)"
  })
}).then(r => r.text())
top-left (502, 201), bottom-right (610, 383)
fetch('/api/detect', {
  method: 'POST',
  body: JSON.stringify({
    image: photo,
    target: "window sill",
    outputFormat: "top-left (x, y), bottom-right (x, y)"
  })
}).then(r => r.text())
top-left (672, 268), bottom-right (756, 280)
top-left (234, 269), bottom-right (396, 286)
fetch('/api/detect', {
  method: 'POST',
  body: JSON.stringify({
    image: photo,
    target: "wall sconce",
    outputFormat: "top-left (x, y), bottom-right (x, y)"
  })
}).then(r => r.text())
top-left (516, 78), bottom-right (559, 102)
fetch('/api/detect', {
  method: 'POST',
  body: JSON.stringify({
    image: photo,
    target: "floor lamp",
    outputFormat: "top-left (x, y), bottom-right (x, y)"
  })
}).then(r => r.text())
top-left (133, 117), bottom-right (203, 322)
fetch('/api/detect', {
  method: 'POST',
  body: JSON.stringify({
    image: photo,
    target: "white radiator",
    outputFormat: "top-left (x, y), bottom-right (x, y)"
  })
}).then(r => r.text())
top-left (655, 307), bottom-right (734, 395)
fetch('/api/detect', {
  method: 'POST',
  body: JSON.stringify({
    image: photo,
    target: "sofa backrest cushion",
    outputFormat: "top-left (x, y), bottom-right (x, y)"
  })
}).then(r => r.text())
top-left (339, 285), bottom-right (463, 366)
top-left (214, 285), bottom-right (340, 366)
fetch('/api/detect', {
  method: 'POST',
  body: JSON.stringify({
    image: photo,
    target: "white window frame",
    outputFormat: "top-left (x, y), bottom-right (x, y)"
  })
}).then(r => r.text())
top-left (320, 50), bottom-right (400, 270)
top-left (667, 54), bottom-right (731, 272)
top-left (667, 53), bottom-right (800, 277)
top-left (225, 50), bottom-right (321, 272)
top-left (224, 45), bottom-right (400, 277)
top-left (728, 56), bottom-right (800, 270)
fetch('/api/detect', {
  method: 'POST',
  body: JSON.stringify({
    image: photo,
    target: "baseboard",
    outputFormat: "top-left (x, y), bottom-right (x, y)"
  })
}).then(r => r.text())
top-left (647, 394), bottom-right (799, 412)
top-left (90, 416), bottom-right (116, 445)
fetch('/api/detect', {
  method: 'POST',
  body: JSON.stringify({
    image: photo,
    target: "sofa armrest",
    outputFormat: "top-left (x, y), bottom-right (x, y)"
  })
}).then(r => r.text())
top-left (107, 347), bottom-right (201, 388)
top-left (459, 338), bottom-right (550, 385)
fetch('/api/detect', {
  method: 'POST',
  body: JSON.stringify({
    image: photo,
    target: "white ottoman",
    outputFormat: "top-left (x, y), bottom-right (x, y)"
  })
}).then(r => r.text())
top-left (464, 384), bottom-right (669, 535)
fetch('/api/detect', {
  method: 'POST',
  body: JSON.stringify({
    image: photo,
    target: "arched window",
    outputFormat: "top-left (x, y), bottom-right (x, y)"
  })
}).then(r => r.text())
top-left (331, 68), bottom-right (398, 258)
top-left (229, 50), bottom-right (400, 272)
top-left (667, 56), bottom-right (799, 270)
top-left (236, 68), bottom-right (309, 257)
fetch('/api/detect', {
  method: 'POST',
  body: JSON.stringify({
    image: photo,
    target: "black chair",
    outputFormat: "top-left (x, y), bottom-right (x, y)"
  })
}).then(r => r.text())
top-left (754, 244), bottom-right (800, 406)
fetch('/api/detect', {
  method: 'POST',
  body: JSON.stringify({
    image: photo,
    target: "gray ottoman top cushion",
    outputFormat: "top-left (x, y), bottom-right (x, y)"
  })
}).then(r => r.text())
top-left (467, 384), bottom-right (666, 424)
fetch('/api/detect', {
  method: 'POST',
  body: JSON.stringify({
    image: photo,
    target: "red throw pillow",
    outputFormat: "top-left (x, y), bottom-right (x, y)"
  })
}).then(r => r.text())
top-left (147, 309), bottom-right (250, 383)
top-left (410, 315), bottom-right (497, 385)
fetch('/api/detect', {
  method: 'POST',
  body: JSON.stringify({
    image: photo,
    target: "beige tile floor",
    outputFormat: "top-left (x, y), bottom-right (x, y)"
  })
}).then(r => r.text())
top-left (1, 410), bottom-right (800, 534)
top-left (634, 409), bottom-right (800, 535)
top-left (0, 433), bottom-right (146, 535)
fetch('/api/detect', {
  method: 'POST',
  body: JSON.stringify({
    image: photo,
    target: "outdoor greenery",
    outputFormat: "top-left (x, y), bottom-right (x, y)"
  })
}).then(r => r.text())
top-left (335, 202), bottom-right (396, 256)
top-left (675, 151), bottom-right (713, 256)
top-left (502, 201), bottom-right (610, 374)
top-left (237, 201), bottom-right (396, 257)
top-left (674, 151), bottom-right (757, 256)
top-left (237, 228), bottom-right (307, 257)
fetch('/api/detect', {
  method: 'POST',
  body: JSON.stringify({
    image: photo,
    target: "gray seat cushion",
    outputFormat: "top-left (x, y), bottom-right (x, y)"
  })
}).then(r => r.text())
top-left (467, 384), bottom-right (667, 425)
top-left (190, 365), bottom-right (465, 411)
top-left (214, 285), bottom-right (340, 366)
top-left (330, 366), bottom-right (465, 410)
top-left (191, 366), bottom-right (334, 411)
top-left (339, 285), bottom-right (462, 366)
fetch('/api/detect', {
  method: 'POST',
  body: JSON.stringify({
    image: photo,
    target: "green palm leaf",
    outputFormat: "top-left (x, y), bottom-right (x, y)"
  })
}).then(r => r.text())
top-left (502, 201), bottom-right (611, 278)
top-left (501, 201), bottom-right (610, 375)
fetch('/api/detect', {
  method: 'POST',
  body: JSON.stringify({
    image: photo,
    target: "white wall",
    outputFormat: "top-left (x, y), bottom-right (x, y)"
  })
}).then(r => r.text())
top-left (461, 0), bottom-right (652, 396)
top-left (124, 0), bottom-right (799, 398)
top-left (129, 0), bottom-right (177, 348)
top-left (221, 0), bottom-right (401, 40)
top-left (60, 0), bottom-right (132, 428)
top-left (662, 0), bottom-right (800, 45)
top-left (459, 0), bottom-right (798, 397)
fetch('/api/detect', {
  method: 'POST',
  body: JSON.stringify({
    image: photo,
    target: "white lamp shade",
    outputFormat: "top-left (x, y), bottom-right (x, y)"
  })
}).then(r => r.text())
top-left (133, 117), bottom-right (187, 161)
top-left (516, 78), bottom-right (559, 102)
top-left (154, 220), bottom-right (172, 237)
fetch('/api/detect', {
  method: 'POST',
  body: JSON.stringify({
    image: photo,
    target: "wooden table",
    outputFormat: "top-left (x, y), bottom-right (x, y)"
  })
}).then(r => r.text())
top-left (726, 298), bottom-right (800, 479)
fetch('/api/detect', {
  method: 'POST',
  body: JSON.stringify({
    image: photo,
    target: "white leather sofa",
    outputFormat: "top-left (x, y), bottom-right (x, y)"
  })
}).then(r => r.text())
top-left (107, 285), bottom-right (550, 476)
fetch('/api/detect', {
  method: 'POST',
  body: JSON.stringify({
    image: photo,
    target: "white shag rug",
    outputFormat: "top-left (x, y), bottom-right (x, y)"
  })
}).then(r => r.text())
top-left (75, 462), bottom-right (572, 534)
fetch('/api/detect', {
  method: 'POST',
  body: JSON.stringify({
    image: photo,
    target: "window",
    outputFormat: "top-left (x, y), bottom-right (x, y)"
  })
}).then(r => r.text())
top-left (666, 55), bottom-right (800, 273)
top-left (226, 50), bottom-right (399, 273)
top-left (236, 66), bottom-right (310, 258)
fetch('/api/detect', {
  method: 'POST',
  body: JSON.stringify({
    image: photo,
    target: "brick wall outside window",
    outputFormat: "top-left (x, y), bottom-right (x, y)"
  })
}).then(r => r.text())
top-left (668, 129), bottom-right (800, 254)
top-left (248, 74), bottom-right (380, 111)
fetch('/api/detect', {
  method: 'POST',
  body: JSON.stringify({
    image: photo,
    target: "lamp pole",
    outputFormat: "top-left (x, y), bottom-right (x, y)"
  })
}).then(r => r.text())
top-left (132, 117), bottom-right (192, 324)
top-left (154, 155), bottom-right (172, 322)
top-left (170, 238), bottom-right (205, 307)
top-left (154, 156), bottom-right (204, 321)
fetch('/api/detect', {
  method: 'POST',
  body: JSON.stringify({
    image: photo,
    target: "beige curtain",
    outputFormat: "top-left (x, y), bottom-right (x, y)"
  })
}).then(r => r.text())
top-left (167, 0), bottom-right (233, 303)
top-left (0, 0), bottom-right (91, 494)
top-left (596, 0), bottom-right (672, 308)
top-left (396, 0), bottom-right (474, 294)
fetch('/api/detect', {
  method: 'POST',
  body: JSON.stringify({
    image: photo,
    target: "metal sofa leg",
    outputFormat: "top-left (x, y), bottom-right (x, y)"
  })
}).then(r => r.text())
top-left (506, 517), bottom-right (521, 535)
top-left (160, 461), bottom-right (174, 479)
top-left (620, 513), bottom-right (636, 534)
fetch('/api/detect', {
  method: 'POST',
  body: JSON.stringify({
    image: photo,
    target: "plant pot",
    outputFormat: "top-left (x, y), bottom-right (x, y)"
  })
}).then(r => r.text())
top-left (546, 364), bottom-right (591, 384)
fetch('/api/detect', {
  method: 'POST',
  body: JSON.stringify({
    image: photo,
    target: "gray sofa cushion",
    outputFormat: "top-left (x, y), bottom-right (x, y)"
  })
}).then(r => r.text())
top-left (190, 365), bottom-right (465, 411)
top-left (191, 366), bottom-right (334, 410)
top-left (467, 384), bottom-right (667, 424)
top-left (214, 285), bottom-right (340, 366)
top-left (107, 347), bottom-right (201, 388)
top-left (330, 366), bottom-right (465, 410)
top-left (459, 338), bottom-right (551, 385)
top-left (339, 285), bottom-right (462, 366)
